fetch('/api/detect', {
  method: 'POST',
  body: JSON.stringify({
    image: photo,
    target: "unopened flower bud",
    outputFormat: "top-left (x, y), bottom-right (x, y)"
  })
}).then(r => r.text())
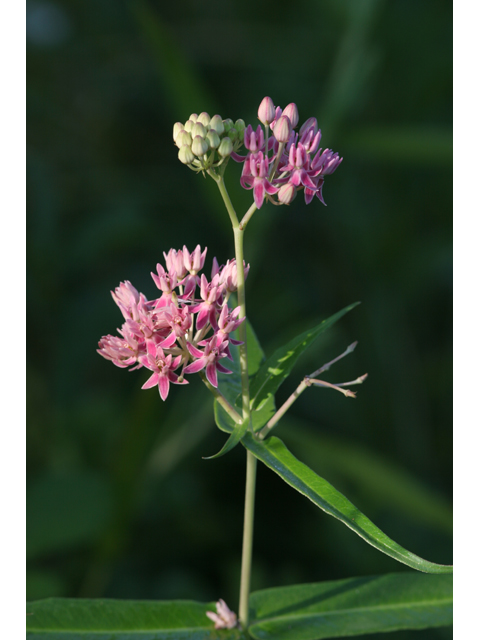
top-left (235, 119), bottom-right (246, 135)
top-left (282, 103), bottom-right (299, 128)
top-left (299, 117), bottom-right (318, 136)
top-left (173, 122), bottom-right (184, 142)
top-left (258, 96), bottom-right (276, 125)
top-left (175, 130), bottom-right (192, 148)
top-left (206, 130), bottom-right (220, 149)
top-left (189, 113), bottom-right (198, 123)
top-left (277, 183), bottom-right (297, 204)
top-left (273, 115), bottom-right (292, 143)
top-left (191, 122), bottom-right (207, 139)
top-left (178, 145), bottom-right (195, 165)
top-left (209, 115), bottom-right (225, 135)
top-left (191, 136), bottom-right (209, 157)
top-left (223, 118), bottom-right (234, 132)
top-left (197, 111), bottom-right (211, 127)
top-left (184, 119), bottom-right (195, 133)
top-left (218, 137), bottom-right (233, 157)
top-left (227, 128), bottom-right (238, 142)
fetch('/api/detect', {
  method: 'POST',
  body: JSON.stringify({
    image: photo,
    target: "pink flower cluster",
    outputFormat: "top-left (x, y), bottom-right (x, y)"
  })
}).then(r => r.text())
top-left (232, 96), bottom-right (343, 208)
top-left (97, 246), bottom-right (248, 400)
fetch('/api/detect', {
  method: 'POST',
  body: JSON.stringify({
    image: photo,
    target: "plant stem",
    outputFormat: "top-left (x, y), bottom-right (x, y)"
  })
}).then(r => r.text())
top-left (215, 175), bottom-right (257, 630)
top-left (258, 379), bottom-right (309, 439)
top-left (239, 449), bottom-right (257, 628)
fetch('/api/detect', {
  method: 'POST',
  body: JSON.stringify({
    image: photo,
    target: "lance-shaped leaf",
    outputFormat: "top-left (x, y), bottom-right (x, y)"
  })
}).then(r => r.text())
top-left (248, 572), bottom-right (452, 640)
top-left (26, 598), bottom-right (246, 639)
top-left (242, 433), bottom-right (452, 574)
top-left (249, 303), bottom-right (360, 412)
top-left (203, 416), bottom-right (249, 459)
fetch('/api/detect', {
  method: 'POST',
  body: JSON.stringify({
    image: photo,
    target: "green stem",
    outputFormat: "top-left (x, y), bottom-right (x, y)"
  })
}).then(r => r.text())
top-left (239, 449), bottom-right (257, 629)
top-left (258, 378), bottom-right (309, 439)
top-left (215, 175), bottom-right (257, 630)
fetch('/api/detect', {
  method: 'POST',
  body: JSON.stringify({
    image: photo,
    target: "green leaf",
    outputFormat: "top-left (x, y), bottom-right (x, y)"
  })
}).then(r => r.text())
top-left (242, 433), bottom-right (452, 574)
top-left (248, 572), bottom-right (452, 640)
top-left (203, 417), bottom-right (249, 460)
top-left (249, 303), bottom-right (360, 413)
top-left (26, 598), bottom-right (246, 639)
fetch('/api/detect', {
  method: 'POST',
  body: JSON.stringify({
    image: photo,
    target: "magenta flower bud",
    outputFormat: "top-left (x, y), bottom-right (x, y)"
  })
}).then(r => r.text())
top-left (277, 183), bottom-right (297, 205)
top-left (299, 117), bottom-right (318, 136)
top-left (282, 103), bottom-right (299, 129)
top-left (273, 115), bottom-right (292, 143)
top-left (258, 96), bottom-right (276, 125)
top-left (178, 145), bottom-right (194, 165)
top-left (192, 135), bottom-right (208, 157)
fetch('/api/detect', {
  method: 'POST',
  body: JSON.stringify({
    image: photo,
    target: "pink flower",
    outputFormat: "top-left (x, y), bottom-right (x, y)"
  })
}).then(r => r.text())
top-left (163, 248), bottom-right (188, 279)
top-left (183, 245), bottom-right (207, 275)
top-left (190, 274), bottom-right (223, 330)
top-left (244, 124), bottom-right (265, 152)
top-left (240, 151), bottom-right (278, 209)
top-left (97, 325), bottom-right (144, 370)
top-left (139, 341), bottom-right (186, 401)
top-left (184, 336), bottom-right (232, 388)
top-left (218, 259), bottom-right (250, 293)
top-left (158, 303), bottom-right (192, 348)
top-left (206, 599), bottom-right (238, 630)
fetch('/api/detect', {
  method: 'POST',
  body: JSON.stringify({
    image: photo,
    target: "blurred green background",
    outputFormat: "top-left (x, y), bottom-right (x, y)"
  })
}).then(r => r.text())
top-left (27, 0), bottom-right (452, 635)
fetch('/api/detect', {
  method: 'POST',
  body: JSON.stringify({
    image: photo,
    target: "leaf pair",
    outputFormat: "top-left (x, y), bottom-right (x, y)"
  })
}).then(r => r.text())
top-left (26, 571), bottom-right (452, 639)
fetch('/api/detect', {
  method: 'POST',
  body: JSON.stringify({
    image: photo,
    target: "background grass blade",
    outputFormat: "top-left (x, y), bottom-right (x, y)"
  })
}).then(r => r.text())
top-left (248, 572), bottom-right (452, 640)
top-left (242, 433), bottom-right (452, 574)
top-left (26, 598), bottom-right (246, 639)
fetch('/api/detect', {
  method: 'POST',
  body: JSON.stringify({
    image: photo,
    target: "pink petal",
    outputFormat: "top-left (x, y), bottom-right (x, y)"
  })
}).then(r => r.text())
top-left (184, 358), bottom-right (206, 374)
top-left (159, 331), bottom-right (177, 349)
top-left (216, 362), bottom-right (233, 374)
top-left (253, 180), bottom-right (265, 208)
top-left (206, 363), bottom-right (218, 387)
top-left (141, 372), bottom-right (159, 390)
top-left (187, 342), bottom-right (204, 358)
top-left (158, 375), bottom-right (170, 401)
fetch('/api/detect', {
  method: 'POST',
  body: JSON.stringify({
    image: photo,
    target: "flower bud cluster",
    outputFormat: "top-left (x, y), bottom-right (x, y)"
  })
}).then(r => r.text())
top-left (173, 112), bottom-right (246, 172)
top-left (233, 97), bottom-right (343, 208)
top-left (97, 246), bottom-right (249, 400)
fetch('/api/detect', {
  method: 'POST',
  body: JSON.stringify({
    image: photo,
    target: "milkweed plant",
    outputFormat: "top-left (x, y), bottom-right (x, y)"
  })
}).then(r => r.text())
top-left (27, 97), bottom-right (453, 640)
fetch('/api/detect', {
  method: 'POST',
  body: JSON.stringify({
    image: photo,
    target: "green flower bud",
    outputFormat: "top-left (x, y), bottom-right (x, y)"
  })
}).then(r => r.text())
top-left (178, 145), bottom-right (195, 165)
top-left (184, 119), bottom-right (195, 133)
top-left (234, 119), bottom-right (246, 135)
top-left (209, 115), bottom-right (225, 135)
top-left (175, 130), bottom-right (192, 148)
top-left (173, 122), bottom-right (184, 142)
top-left (189, 113), bottom-right (198, 123)
top-left (218, 137), bottom-right (233, 158)
top-left (223, 118), bottom-right (234, 132)
top-left (227, 128), bottom-right (238, 142)
top-left (191, 122), bottom-right (206, 139)
top-left (191, 135), bottom-right (209, 157)
top-left (197, 111), bottom-right (210, 127)
top-left (206, 130), bottom-right (220, 149)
